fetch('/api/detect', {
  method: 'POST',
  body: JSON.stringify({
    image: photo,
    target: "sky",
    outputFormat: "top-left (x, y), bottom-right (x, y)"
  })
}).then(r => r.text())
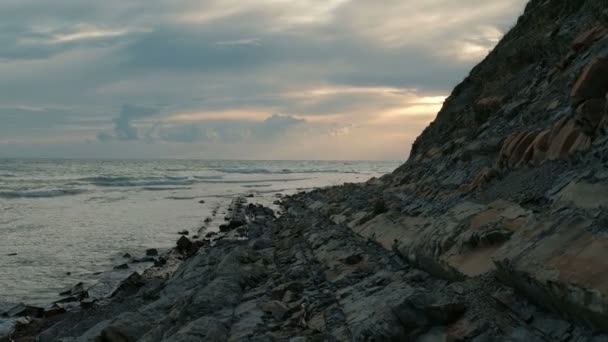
top-left (0, 0), bottom-right (528, 160)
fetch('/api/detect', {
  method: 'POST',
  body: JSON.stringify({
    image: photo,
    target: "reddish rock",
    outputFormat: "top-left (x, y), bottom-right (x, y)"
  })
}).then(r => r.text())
top-left (524, 130), bottom-right (551, 165)
top-left (575, 98), bottom-right (606, 134)
top-left (546, 120), bottom-right (591, 160)
top-left (571, 25), bottom-right (608, 52)
top-left (571, 57), bottom-right (608, 104)
top-left (460, 167), bottom-right (497, 192)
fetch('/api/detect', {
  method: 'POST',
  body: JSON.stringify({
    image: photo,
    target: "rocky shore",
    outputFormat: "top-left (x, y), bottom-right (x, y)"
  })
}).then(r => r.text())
top-left (3, 190), bottom-right (606, 341)
top-left (5, 0), bottom-right (608, 340)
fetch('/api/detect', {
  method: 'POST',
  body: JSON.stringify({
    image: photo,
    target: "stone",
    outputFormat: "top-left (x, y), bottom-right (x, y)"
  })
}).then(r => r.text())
top-left (557, 181), bottom-right (608, 209)
top-left (342, 253), bottom-right (364, 265)
top-left (0, 320), bottom-right (15, 341)
top-left (153, 256), bottom-right (167, 267)
top-left (198, 199), bottom-right (205, 203)
top-left (571, 58), bottom-right (608, 105)
top-left (571, 25), bottom-right (608, 52)
top-left (176, 236), bottom-right (193, 253)
top-left (113, 263), bottom-right (129, 270)
top-left (546, 120), bottom-right (591, 160)
top-left (170, 317), bottom-right (229, 341)
top-left (59, 282), bottom-right (86, 297)
top-left (110, 272), bottom-right (143, 297)
top-left (132, 256), bottom-right (155, 263)
top-left (178, 230), bottom-right (189, 235)
top-left (98, 325), bottom-right (135, 342)
top-left (461, 167), bottom-right (497, 191)
top-left (80, 298), bottom-right (96, 309)
top-left (271, 282), bottom-right (304, 301)
top-left (575, 98), bottom-right (606, 134)
top-left (44, 304), bottom-right (66, 318)
top-left (260, 300), bottom-right (289, 320)
top-left (4, 304), bottom-right (44, 318)
top-left (145, 248), bottom-right (158, 256)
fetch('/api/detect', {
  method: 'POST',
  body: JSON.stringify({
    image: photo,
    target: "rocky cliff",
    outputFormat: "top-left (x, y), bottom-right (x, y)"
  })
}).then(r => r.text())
top-left (7, 0), bottom-right (608, 341)
top-left (374, 0), bottom-right (608, 331)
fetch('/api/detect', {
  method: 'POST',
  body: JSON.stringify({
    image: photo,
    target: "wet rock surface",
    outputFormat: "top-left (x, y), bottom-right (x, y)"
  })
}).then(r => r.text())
top-left (6, 0), bottom-right (608, 340)
top-left (6, 193), bottom-right (603, 341)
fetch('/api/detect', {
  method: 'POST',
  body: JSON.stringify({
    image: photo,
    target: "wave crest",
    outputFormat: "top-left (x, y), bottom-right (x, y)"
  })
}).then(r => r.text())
top-left (0, 188), bottom-right (88, 199)
top-left (81, 176), bottom-right (195, 187)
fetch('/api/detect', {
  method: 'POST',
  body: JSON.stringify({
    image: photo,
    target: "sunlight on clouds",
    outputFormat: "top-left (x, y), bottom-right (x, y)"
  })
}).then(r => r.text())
top-left (383, 103), bottom-right (444, 117)
top-left (50, 28), bottom-right (128, 43)
top-left (443, 25), bottom-right (505, 61)
top-left (286, 86), bottom-right (410, 98)
top-left (269, 0), bottom-right (351, 26)
top-left (372, 94), bottom-right (446, 125)
top-left (0, 0), bottom-right (528, 160)
top-left (180, 0), bottom-right (350, 28)
top-left (338, 1), bottom-right (523, 49)
top-left (169, 109), bottom-right (273, 122)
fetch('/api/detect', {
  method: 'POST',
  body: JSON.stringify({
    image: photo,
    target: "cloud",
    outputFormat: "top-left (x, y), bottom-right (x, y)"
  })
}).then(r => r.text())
top-left (146, 114), bottom-right (305, 144)
top-left (97, 104), bottom-right (161, 141)
top-left (216, 38), bottom-right (261, 46)
top-left (0, 0), bottom-right (528, 160)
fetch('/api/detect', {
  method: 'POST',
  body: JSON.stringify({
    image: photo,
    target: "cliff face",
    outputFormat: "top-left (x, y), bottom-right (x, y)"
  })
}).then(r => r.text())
top-left (275, 1), bottom-right (608, 336)
top-left (367, 0), bottom-right (608, 331)
top-left (410, 0), bottom-right (608, 164)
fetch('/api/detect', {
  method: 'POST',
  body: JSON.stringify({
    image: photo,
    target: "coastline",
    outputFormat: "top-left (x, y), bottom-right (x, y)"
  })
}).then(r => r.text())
top-left (5, 182), bottom-right (607, 341)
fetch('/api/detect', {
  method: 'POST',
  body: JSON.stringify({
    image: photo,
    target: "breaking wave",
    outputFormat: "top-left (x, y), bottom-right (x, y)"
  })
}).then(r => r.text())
top-left (212, 168), bottom-right (360, 175)
top-left (0, 188), bottom-right (88, 199)
top-left (80, 176), bottom-right (196, 187)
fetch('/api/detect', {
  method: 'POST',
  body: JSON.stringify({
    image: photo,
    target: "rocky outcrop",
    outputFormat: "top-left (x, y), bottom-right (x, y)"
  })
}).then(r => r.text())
top-left (23, 197), bottom-right (603, 342)
top-left (9, 0), bottom-right (608, 341)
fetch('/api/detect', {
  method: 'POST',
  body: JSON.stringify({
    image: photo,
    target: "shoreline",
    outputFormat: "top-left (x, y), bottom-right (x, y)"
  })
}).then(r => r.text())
top-left (0, 191), bottom-right (282, 341)
top-left (4, 182), bottom-right (607, 341)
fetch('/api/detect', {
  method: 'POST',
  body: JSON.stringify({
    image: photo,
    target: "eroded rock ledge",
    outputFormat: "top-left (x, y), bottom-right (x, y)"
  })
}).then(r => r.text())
top-left (20, 193), bottom-right (608, 341)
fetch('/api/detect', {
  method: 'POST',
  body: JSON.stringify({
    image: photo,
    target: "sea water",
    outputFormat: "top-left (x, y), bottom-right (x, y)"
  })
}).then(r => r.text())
top-left (0, 159), bottom-right (399, 307)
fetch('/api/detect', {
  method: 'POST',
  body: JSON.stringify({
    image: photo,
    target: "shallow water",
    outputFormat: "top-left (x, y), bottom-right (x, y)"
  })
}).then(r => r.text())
top-left (0, 159), bottom-right (399, 307)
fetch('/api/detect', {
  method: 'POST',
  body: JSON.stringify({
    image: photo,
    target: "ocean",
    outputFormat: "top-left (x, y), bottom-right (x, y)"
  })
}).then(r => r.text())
top-left (0, 159), bottom-right (399, 309)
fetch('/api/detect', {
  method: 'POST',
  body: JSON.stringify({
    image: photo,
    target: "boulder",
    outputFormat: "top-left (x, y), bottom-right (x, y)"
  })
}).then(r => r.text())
top-left (110, 272), bottom-right (143, 297)
top-left (461, 167), bottom-right (498, 192)
top-left (44, 304), bottom-right (66, 318)
top-left (153, 256), bottom-right (167, 267)
top-left (271, 282), bottom-right (304, 301)
top-left (260, 301), bottom-right (289, 320)
top-left (546, 120), bottom-right (591, 160)
top-left (497, 118), bottom-right (593, 169)
top-left (80, 298), bottom-right (96, 309)
top-left (57, 282), bottom-right (89, 303)
top-left (145, 248), bottom-right (158, 256)
top-left (132, 256), bottom-right (155, 263)
top-left (571, 57), bottom-right (608, 105)
top-left (571, 25), bottom-right (608, 52)
top-left (575, 98), bottom-right (607, 134)
top-left (0, 320), bottom-right (15, 341)
top-left (4, 304), bottom-right (44, 318)
top-left (176, 236), bottom-right (193, 252)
